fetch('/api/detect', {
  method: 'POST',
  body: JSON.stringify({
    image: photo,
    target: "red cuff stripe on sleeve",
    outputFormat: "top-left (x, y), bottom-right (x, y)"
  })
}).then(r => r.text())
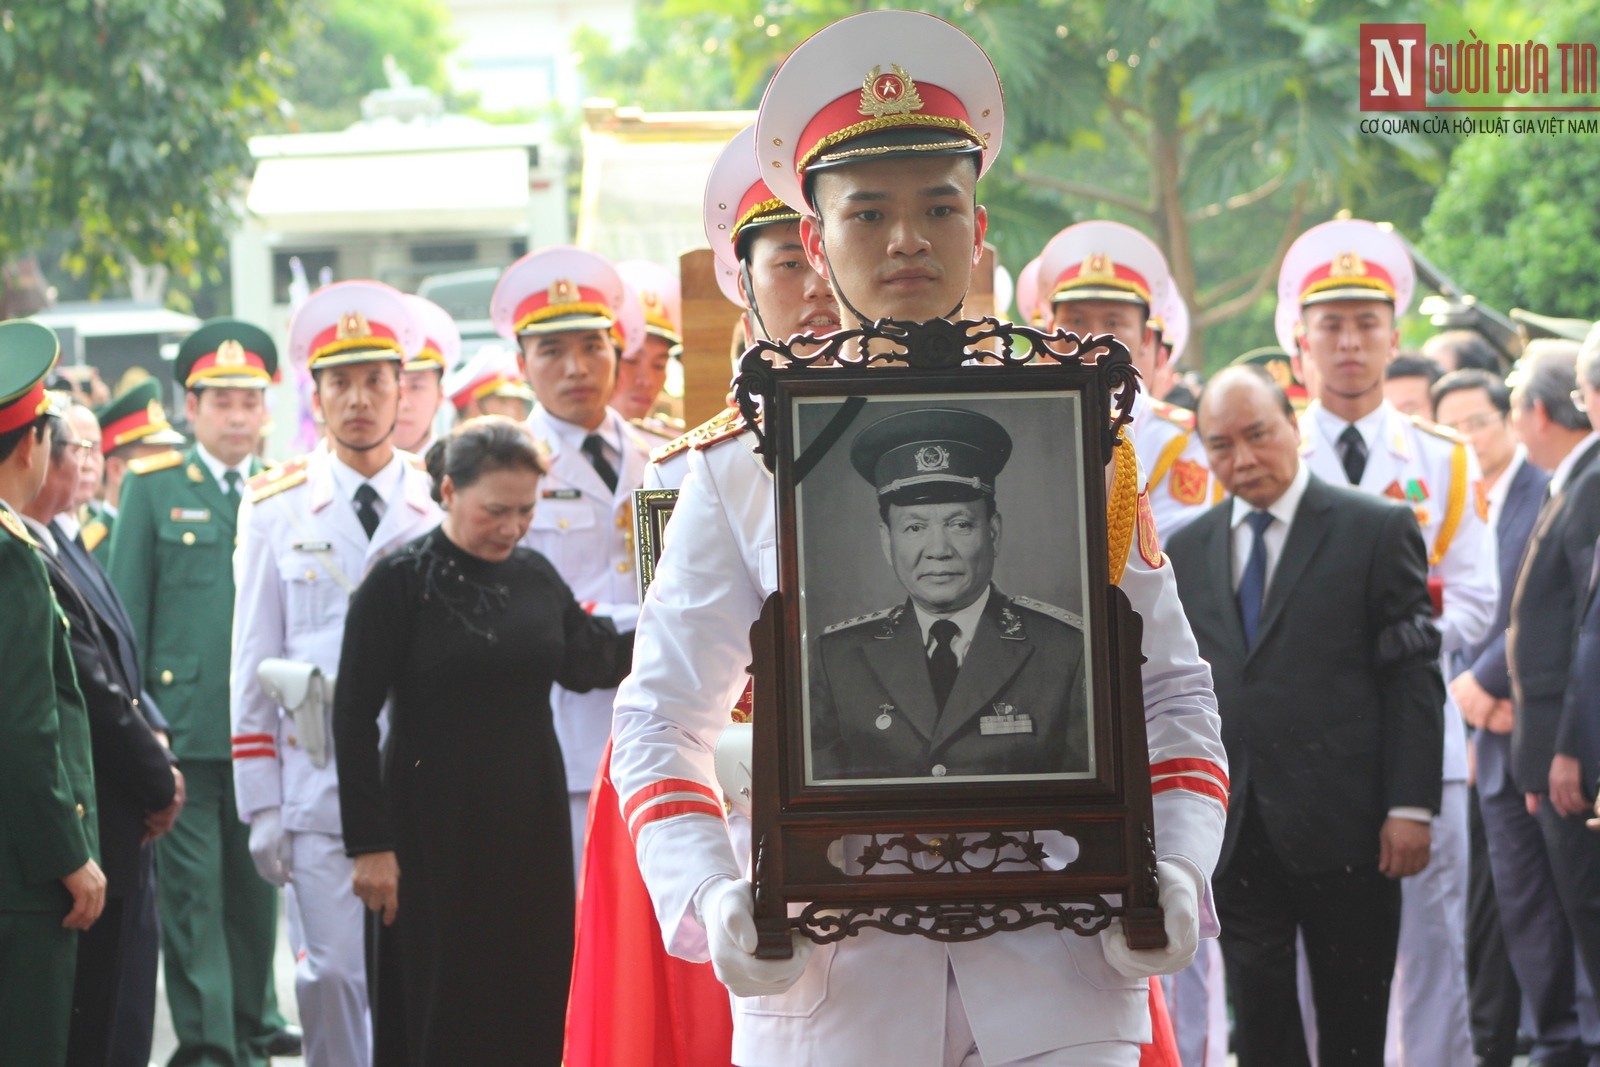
top-left (628, 799), bottom-right (726, 840)
top-left (232, 734), bottom-right (275, 746)
top-left (1150, 758), bottom-right (1229, 792)
top-left (1152, 775), bottom-right (1229, 809)
top-left (232, 746), bottom-right (277, 760)
top-left (622, 777), bottom-right (720, 823)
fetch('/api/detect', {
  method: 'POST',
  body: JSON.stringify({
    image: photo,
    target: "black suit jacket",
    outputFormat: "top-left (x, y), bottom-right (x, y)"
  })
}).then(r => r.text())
top-left (51, 519), bottom-right (169, 734)
top-left (1508, 437), bottom-right (1600, 792)
top-left (24, 522), bottom-right (175, 896)
top-left (1167, 474), bottom-right (1444, 877)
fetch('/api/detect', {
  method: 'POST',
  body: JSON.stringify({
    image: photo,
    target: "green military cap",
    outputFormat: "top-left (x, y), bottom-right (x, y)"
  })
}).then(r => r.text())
top-left (94, 379), bottom-right (186, 455)
top-left (1230, 346), bottom-right (1308, 407)
top-left (850, 407), bottom-right (1013, 506)
top-left (0, 320), bottom-right (62, 435)
top-left (175, 318), bottom-right (278, 390)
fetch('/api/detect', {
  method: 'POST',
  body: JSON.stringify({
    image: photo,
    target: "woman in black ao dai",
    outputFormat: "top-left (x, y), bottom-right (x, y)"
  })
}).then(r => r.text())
top-left (334, 417), bottom-right (634, 1065)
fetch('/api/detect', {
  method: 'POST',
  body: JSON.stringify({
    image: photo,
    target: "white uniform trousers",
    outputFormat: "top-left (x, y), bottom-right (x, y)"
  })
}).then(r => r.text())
top-left (1297, 782), bottom-right (1472, 1066)
top-left (943, 965), bottom-right (1139, 1067)
top-left (287, 831), bottom-right (370, 1067)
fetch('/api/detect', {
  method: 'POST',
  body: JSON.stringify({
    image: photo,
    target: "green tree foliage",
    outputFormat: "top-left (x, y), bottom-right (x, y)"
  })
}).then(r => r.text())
top-left (572, 0), bottom-right (1463, 367)
top-left (0, 0), bottom-right (295, 291)
top-left (281, 0), bottom-right (461, 131)
top-left (1421, 130), bottom-right (1600, 321)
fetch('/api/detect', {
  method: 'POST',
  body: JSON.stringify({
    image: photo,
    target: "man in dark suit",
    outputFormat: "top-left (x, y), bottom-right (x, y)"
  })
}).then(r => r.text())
top-left (1437, 366), bottom-right (1588, 1067)
top-left (21, 404), bottom-right (179, 1066)
top-left (1505, 337), bottom-right (1600, 1036)
top-left (809, 406), bottom-right (1090, 781)
top-left (61, 398), bottom-right (179, 1067)
top-left (1168, 367), bottom-right (1444, 1067)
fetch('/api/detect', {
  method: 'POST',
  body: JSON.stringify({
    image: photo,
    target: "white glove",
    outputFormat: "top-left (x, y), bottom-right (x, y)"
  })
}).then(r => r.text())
top-left (1100, 859), bottom-right (1201, 978)
top-left (247, 807), bottom-right (294, 886)
top-left (697, 876), bottom-right (814, 998)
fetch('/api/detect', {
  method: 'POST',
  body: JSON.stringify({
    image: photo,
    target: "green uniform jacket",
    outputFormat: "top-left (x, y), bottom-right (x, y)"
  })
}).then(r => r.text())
top-left (0, 512), bottom-right (98, 911)
top-left (108, 448), bottom-right (260, 761)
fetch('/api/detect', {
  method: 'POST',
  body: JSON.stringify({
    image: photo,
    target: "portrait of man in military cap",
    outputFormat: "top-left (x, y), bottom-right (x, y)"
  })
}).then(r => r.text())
top-left (798, 395), bottom-right (1094, 784)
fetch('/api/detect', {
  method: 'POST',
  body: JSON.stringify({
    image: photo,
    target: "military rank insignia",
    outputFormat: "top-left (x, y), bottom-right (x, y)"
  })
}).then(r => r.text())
top-left (1136, 491), bottom-right (1163, 568)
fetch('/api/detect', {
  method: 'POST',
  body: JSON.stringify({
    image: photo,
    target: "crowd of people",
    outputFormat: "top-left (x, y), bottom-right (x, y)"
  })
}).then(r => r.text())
top-left (6, 9), bottom-right (1600, 1067)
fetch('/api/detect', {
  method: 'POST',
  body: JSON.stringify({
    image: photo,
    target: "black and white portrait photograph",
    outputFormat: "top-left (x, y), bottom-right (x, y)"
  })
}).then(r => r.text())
top-left (794, 391), bottom-right (1096, 786)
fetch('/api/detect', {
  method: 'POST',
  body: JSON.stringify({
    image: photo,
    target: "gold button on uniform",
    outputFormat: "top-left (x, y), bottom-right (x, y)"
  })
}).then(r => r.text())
top-left (558, 519), bottom-right (570, 530)
top-left (182, 531), bottom-right (196, 546)
top-left (75, 804), bottom-right (85, 818)
top-left (160, 669), bottom-right (174, 685)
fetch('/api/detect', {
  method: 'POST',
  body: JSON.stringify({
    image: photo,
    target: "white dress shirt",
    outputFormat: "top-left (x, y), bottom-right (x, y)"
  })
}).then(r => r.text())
top-left (327, 450), bottom-right (406, 526)
top-left (1484, 445), bottom-right (1526, 529)
top-left (1229, 461), bottom-right (1310, 595)
top-left (1310, 402), bottom-right (1386, 477)
top-left (1550, 431), bottom-right (1600, 496)
top-left (196, 442), bottom-right (249, 495)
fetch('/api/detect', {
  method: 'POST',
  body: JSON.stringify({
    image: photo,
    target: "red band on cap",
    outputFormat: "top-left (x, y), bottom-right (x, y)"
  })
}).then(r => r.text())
top-left (512, 285), bottom-right (613, 334)
top-left (796, 81), bottom-right (977, 178)
top-left (0, 380), bottom-right (47, 435)
top-left (1299, 259), bottom-right (1397, 304)
top-left (309, 321), bottom-right (402, 364)
top-left (1051, 262), bottom-right (1153, 305)
top-left (187, 346), bottom-right (272, 386)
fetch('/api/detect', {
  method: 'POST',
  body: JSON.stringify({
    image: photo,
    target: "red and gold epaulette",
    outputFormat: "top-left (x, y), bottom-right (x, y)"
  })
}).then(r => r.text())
top-left (247, 455), bottom-right (309, 504)
top-left (1407, 412), bottom-right (1467, 445)
top-left (127, 450), bottom-right (184, 476)
top-left (1147, 398), bottom-right (1196, 432)
top-left (649, 406), bottom-right (751, 464)
top-left (0, 508), bottom-right (38, 547)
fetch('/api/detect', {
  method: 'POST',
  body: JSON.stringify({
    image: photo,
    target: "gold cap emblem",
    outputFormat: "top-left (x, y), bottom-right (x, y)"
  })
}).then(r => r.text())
top-left (1332, 251), bottom-right (1367, 277)
top-left (146, 399), bottom-right (164, 423)
top-left (913, 445), bottom-right (950, 473)
top-left (548, 278), bottom-right (579, 306)
top-left (336, 311), bottom-right (372, 340)
top-left (216, 339), bottom-right (246, 366)
top-left (641, 290), bottom-right (664, 316)
top-left (1081, 253), bottom-right (1115, 280)
top-left (859, 64), bottom-right (924, 119)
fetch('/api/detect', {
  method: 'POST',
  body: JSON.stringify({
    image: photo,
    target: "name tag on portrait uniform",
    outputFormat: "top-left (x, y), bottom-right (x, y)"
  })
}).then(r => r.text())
top-left (170, 507), bottom-right (211, 522)
top-left (292, 541), bottom-right (333, 553)
top-left (541, 488), bottom-right (582, 500)
top-left (979, 704), bottom-right (1033, 736)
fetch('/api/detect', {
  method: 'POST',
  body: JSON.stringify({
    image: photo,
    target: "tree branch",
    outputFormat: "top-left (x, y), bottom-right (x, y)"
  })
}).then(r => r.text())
top-left (1186, 171), bottom-right (1288, 223)
top-left (1017, 169), bottom-right (1155, 219)
top-left (1196, 268), bottom-right (1259, 307)
top-left (1197, 185), bottom-right (1306, 327)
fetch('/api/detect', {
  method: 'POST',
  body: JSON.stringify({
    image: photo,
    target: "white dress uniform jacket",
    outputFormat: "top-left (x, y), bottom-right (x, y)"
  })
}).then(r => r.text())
top-left (1299, 398), bottom-right (1495, 1067)
top-left (231, 447), bottom-right (441, 831)
top-left (611, 426), bottom-right (1229, 1067)
top-left (521, 406), bottom-right (650, 803)
top-left (1130, 391), bottom-right (1218, 538)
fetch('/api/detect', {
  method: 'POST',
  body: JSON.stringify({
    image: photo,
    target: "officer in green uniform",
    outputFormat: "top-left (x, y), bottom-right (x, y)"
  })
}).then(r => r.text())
top-left (83, 379), bottom-right (186, 563)
top-left (106, 319), bottom-right (287, 1067)
top-left (0, 320), bottom-right (104, 1067)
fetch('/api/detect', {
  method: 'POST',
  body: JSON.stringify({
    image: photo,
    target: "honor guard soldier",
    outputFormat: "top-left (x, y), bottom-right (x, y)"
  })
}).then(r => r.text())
top-left (442, 343), bottom-right (535, 424)
top-left (83, 380), bottom-right (187, 562)
top-left (647, 124), bottom-right (842, 492)
top-left (489, 246), bottom-right (648, 867)
top-left (1039, 221), bottom-right (1218, 536)
top-left (396, 294), bottom-right (459, 456)
top-left (613, 259), bottom-right (686, 437)
top-left (0, 322), bottom-right (104, 1067)
top-left (1278, 218), bottom-right (1496, 1067)
top-left (105, 317), bottom-right (297, 1067)
top-left (230, 283), bottom-right (440, 1067)
top-left (610, 13), bottom-right (1227, 1066)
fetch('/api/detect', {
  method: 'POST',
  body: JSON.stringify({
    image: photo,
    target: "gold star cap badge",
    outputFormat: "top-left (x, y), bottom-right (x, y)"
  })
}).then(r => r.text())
top-left (1332, 251), bottom-right (1367, 277)
top-left (216, 339), bottom-right (246, 366)
top-left (336, 311), bottom-right (372, 340)
top-left (858, 64), bottom-right (924, 119)
top-left (548, 278), bottom-right (579, 306)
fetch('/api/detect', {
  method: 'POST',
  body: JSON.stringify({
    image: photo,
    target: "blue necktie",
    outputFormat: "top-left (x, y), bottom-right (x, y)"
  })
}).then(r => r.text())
top-left (1238, 510), bottom-right (1274, 646)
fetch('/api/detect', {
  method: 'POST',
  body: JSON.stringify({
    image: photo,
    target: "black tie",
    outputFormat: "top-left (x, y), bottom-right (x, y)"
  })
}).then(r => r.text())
top-left (223, 470), bottom-right (242, 502)
top-left (1237, 511), bottom-right (1274, 646)
top-left (1339, 425), bottom-right (1368, 485)
top-left (582, 434), bottom-right (619, 493)
top-left (928, 619), bottom-right (960, 711)
top-left (354, 483), bottom-right (381, 539)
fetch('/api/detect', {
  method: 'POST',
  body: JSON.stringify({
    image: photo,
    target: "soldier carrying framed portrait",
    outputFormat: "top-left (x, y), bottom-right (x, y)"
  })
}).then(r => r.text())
top-left (723, 313), bottom-right (1170, 957)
